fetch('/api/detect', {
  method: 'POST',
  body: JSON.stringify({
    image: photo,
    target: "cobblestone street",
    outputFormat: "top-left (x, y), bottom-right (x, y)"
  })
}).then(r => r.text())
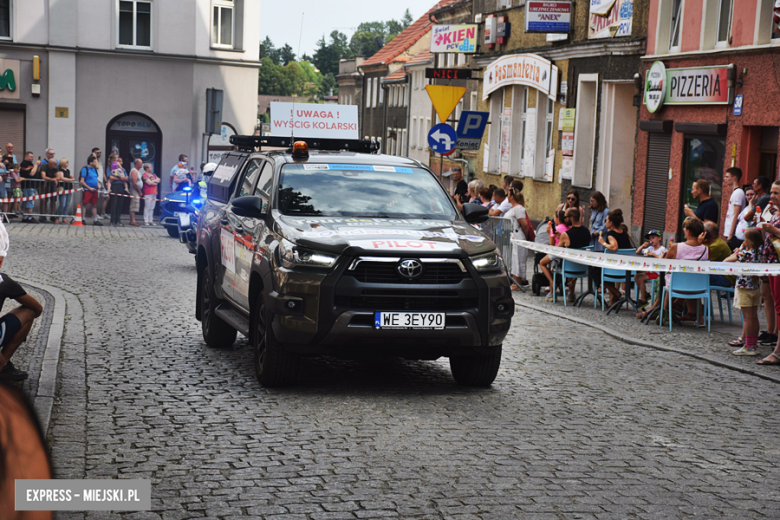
top-left (5, 223), bottom-right (780, 519)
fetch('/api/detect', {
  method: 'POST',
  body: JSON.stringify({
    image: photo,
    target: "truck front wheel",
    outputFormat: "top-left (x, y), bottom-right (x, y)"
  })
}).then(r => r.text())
top-left (449, 346), bottom-right (502, 387)
top-left (200, 269), bottom-right (237, 349)
top-left (250, 292), bottom-right (300, 387)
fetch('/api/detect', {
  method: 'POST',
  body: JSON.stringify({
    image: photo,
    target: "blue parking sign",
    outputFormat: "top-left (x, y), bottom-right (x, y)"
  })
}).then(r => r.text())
top-left (456, 111), bottom-right (489, 139)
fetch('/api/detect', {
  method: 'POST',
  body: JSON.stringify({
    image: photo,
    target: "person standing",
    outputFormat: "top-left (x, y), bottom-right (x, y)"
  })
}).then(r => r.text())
top-left (2, 144), bottom-right (16, 220)
top-left (39, 159), bottom-right (59, 222)
top-left (79, 155), bottom-right (102, 226)
top-left (684, 179), bottom-right (719, 225)
top-left (503, 180), bottom-right (530, 290)
top-left (725, 228), bottom-right (763, 355)
top-left (723, 167), bottom-right (746, 250)
top-left (55, 158), bottom-right (75, 224)
top-left (170, 154), bottom-right (188, 191)
top-left (142, 163), bottom-right (160, 226)
top-left (757, 180), bottom-right (780, 365)
top-left (19, 152), bottom-right (37, 223)
top-left (91, 147), bottom-right (109, 220)
top-left (589, 191), bottom-right (609, 252)
top-left (128, 159), bottom-right (144, 226)
top-left (108, 157), bottom-right (128, 226)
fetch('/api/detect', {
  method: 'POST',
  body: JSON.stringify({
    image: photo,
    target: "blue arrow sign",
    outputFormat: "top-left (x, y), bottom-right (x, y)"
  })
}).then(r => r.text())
top-left (456, 111), bottom-right (489, 139)
top-left (428, 123), bottom-right (457, 154)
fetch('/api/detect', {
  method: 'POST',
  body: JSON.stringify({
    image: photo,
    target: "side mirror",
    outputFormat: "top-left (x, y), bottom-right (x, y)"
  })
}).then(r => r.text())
top-left (231, 196), bottom-right (266, 219)
top-left (462, 203), bottom-right (489, 224)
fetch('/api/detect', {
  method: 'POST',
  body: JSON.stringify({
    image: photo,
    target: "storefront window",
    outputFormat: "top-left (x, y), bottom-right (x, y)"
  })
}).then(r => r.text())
top-left (0, 0), bottom-right (10, 40)
top-left (683, 137), bottom-right (725, 214)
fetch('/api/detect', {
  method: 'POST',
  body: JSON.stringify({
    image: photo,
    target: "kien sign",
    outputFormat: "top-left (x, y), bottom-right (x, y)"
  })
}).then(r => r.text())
top-left (525, 1), bottom-right (572, 33)
top-left (431, 25), bottom-right (478, 53)
top-left (270, 102), bottom-right (359, 139)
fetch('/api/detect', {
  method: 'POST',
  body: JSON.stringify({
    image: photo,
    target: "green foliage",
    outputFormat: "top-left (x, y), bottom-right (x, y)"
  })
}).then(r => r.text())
top-left (349, 11), bottom-right (414, 58)
top-left (312, 31), bottom-right (353, 77)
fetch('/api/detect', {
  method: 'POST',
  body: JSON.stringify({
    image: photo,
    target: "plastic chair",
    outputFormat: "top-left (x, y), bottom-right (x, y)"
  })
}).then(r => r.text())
top-left (660, 272), bottom-right (711, 332)
top-left (711, 286), bottom-right (742, 325)
top-left (599, 249), bottom-right (637, 310)
top-left (553, 255), bottom-right (589, 306)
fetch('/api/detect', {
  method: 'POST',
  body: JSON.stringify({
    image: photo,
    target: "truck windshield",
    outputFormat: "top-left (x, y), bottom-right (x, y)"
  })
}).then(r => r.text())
top-left (278, 164), bottom-right (458, 219)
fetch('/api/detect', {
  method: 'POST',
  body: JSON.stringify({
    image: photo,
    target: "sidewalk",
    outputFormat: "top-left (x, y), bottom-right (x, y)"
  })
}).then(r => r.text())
top-left (514, 288), bottom-right (780, 384)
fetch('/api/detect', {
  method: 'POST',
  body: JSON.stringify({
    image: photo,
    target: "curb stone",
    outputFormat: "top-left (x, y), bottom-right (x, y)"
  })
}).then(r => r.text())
top-left (515, 300), bottom-right (780, 385)
top-left (15, 277), bottom-right (68, 434)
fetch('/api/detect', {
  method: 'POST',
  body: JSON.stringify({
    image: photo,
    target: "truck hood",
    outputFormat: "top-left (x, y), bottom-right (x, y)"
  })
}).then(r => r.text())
top-left (274, 214), bottom-right (497, 257)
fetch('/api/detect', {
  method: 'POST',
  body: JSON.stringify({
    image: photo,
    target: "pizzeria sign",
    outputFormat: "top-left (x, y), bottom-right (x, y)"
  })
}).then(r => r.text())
top-left (645, 64), bottom-right (733, 109)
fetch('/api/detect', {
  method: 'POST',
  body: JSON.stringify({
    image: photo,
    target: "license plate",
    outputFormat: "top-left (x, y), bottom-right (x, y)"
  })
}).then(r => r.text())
top-left (174, 211), bottom-right (186, 217)
top-left (374, 312), bottom-right (445, 330)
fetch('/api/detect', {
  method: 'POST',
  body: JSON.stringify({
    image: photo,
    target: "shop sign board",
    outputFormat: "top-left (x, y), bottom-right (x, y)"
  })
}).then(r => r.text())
top-left (561, 132), bottom-right (574, 156)
top-left (431, 25), bottom-right (478, 53)
top-left (483, 53), bottom-right (558, 101)
top-left (484, 16), bottom-right (497, 46)
top-left (525, 1), bottom-right (572, 33)
top-left (269, 102), bottom-right (359, 139)
top-left (0, 59), bottom-right (20, 100)
top-left (665, 65), bottom-right (731, 105)
top-left (644, 61), bottom-right (666, 113)
top-left (109, 114), bottom-right (158, 133)
top-left (559, 108), bottom-right (576, 131)
top-left (589, 0), bottom-right (633, 39)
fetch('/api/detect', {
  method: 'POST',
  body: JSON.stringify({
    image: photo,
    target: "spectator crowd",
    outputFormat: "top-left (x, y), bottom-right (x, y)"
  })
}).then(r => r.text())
top-left (447, 165), bottom-right (780, 368)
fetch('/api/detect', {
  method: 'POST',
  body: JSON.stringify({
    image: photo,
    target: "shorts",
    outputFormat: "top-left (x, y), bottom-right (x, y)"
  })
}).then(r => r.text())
top-left (735, 288), bottom-right (761, 308)
top-left (12, 188), bottom-right (22, 198)
top-left (82, 189), bottom-right (98, 206)
top-left (646, 272), bottom-right (659, 280)
top-left (0, 313), bottom-right (22, 347)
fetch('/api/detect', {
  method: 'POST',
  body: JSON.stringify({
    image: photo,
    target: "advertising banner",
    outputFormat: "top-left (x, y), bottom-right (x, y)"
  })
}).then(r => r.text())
top-left (431, 25), bottom-right (478, 53)
top-left (269, 102), bottom-right (359, 139)
top-left (483, 54), bottom-right (558, 101)
top-left (665, 66), bottom-right (731, 105)
top-left (525, 1), bottom-right (572, 33)
top-left (589, 0), bottom-right (633, 39)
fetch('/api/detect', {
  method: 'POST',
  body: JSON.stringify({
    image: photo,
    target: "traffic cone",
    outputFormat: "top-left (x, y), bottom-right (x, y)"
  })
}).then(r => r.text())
top-left (72, 204), bottom-right (85, 227)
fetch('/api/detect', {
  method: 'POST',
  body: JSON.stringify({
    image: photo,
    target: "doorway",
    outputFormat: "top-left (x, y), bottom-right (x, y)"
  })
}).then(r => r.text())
top-left (680, 135), bottom-right (725, 232)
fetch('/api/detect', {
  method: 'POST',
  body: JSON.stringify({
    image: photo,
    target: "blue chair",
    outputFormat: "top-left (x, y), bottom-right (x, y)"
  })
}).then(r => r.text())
top-left (660, 272), bottom-right (711, 332)
top-left (553, 255), bottom-right (589, 306)
top-left (599, 249), bottom-right (637, 310)
top-left (711, 286), bottom-right (742, 325)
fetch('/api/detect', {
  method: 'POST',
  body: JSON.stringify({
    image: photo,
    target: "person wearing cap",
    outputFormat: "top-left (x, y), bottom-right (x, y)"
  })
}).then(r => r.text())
top-left (633, 230), bottom-right (667, 306)
top-left (0, 225), bottom-right (43, 382)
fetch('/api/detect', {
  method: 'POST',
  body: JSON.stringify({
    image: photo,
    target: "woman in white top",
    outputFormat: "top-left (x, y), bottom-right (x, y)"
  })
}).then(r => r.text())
top-left (732, 186), bottom-right (755, 250)
top-left (503, 180), bottom-right (531, 289)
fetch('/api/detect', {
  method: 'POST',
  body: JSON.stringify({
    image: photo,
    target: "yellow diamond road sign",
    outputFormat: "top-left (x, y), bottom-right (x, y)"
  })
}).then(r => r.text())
top-left (425, 85), bottom-right (467, 124)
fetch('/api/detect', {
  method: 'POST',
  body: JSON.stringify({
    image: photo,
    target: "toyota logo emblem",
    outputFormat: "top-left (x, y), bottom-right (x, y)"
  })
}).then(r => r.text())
top-left (398, 259), bottom-right (423, 279)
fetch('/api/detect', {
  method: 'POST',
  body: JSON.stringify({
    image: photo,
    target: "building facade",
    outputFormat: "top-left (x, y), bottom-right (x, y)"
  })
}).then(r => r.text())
top-left (336, 56), bottom-right (364, 137)
top-left (634, 0), bottom-right (780, 240)
top-left (0, 0), bottom-right (260, 196)
top-left (463, 0), bottom-right (647, 224)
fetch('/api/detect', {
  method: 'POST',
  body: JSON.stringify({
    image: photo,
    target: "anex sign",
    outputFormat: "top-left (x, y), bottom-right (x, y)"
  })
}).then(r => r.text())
top-left (525, 1), bottom-right (572, 33)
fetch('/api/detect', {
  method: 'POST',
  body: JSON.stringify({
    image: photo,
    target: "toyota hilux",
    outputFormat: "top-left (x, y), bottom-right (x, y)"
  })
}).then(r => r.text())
top-left (195, 135), bottom-right (515, 387)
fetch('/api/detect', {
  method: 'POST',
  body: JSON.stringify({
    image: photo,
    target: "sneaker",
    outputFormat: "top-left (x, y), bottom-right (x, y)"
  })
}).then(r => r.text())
top-left (545, 294), bottom-right (556, 302)
top-left (566, 293), bottom-right (576, 303)
top-left (38, 217), bottom-right (47, 223)
top-left (0, 361), bottom-right (28, 381)
top-left (758, 331), bottom-right (770, 342)
top-left (732, 346), bottom-right (759, 356)
top-left (100, 213), bottom-right (109, 219)
top-left (93, 221), bottom-right (103, 226)
top-left (760, 333), bottom-right (778, 346)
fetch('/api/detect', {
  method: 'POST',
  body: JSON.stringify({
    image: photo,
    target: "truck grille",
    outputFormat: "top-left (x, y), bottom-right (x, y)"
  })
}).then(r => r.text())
top-left (335, 290), bottom-right (477, 311)
top-left (348, 261), bottom-right (468, 284)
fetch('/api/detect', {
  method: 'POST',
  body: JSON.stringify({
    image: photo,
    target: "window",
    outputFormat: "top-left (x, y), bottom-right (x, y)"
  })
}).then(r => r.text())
top-left (545, 98), bottom-right (554, 155)
top-left (669, 0), bottom-right (683, 50)
top-left (253, 162), bottom-right (274, 212)
top-left (716, 0), bottom-right (733, 45)
top-left (118, 1), bottom-right (152, 48)
top-left (239, 159), bottom-right (262, 197)
top-left (212, 0), bottom-right (234, 48)
top-left (0, 0), bottom-right (11, 40)
top-left (470, 92), bottom-right (478, 111)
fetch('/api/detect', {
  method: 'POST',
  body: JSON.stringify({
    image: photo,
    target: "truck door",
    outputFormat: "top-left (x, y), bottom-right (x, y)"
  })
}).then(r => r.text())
top-left (234, 159), bottom-right (274, 311)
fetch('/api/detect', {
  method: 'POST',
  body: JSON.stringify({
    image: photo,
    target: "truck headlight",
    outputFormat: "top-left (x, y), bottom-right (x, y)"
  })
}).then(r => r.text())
top-left (471, 250), bottom-right (504, 272)
top-left (279, 238), bottom-right (338, 269)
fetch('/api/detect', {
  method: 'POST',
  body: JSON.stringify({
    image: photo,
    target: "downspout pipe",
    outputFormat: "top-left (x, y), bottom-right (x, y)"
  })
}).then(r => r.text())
top-left (405, 69), bottom-right (411, 156)
top-left (381, 82), bottom-right (389, 154)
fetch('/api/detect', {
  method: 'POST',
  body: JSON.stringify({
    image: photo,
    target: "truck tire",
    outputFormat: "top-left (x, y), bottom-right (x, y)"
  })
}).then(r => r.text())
top-left (166, 227), bottom-right (179, 238)
top-left (200, 269), bottom-right (237, 349)
top-left (250, 292), bottom-right (300, 387)
top-left (449, 346), bottom-right (502, 387)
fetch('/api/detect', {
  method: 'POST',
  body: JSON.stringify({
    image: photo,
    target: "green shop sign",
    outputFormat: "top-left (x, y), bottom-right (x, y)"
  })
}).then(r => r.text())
top-left (0, 69), bottom-right (16, 92)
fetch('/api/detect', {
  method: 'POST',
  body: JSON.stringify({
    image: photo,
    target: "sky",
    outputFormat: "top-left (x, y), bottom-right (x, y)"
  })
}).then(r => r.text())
top-left (259, 1), bottom-right (426, 59)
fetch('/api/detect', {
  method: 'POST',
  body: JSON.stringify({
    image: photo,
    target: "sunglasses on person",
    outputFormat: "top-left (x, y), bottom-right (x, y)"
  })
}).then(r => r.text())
top-left (567, 196), bottom-right (576, 201)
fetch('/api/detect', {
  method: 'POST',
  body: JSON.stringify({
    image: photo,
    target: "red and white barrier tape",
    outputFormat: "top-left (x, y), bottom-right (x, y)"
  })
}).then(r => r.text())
top-left (0, 188), bottom-right (80, 203)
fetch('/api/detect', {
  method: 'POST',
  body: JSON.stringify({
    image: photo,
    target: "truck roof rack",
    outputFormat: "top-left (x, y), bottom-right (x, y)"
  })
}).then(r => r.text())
top-left (230, 135), bottom-right (379, 154)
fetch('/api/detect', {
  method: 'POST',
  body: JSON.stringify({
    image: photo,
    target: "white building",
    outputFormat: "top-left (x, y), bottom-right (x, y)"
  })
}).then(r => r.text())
top-left (405, 50), bottom-right (433, 166)
top-left (0, 0), bottom-right (260, 195)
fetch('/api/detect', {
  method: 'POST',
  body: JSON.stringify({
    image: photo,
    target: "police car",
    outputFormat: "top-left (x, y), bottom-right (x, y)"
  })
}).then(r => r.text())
top-left (195, 135), bottom-right (514, 387)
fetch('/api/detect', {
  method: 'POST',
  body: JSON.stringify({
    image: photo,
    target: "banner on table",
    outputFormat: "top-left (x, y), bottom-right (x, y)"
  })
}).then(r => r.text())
top-left (513, 239), bottom-right (780, 276)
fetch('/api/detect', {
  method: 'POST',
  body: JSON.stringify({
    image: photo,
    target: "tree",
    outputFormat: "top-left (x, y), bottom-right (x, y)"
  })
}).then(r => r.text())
top-left (401, 9), bottom-right (413, 28)
top-left (259, 36), bottom-right (276, 61)
top-left (279, 44), bottom-right (296, 66)
top-left (312, 31), bottom-right (352, 77)
top-left (319, 73), bottom-right (337, 98)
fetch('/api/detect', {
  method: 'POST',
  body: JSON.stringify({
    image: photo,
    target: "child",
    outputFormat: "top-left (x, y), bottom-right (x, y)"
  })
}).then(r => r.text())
top-left (9, 164), bottom-right (21, 215)
top-left (726, 228), bottom-right (763, 355)
top-left (110, 159), bottom-right (129, 194)
top-left (634, 230), bottom-right (668, 306)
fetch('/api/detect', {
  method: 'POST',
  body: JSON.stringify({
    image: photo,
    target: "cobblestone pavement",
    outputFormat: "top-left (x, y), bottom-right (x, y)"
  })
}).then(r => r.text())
top-left (4, 223), bottom-right (780, 519)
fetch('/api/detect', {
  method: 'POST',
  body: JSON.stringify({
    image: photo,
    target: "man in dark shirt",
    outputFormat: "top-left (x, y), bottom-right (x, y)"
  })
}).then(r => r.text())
top-left (0, 262), bottom-right (43, 381)
top-left (19, 152), bottom-right (42, 223)
top-left (444, 167), bottom-right (468, 203)
top-left (684, 179), bottom-right (719, 224)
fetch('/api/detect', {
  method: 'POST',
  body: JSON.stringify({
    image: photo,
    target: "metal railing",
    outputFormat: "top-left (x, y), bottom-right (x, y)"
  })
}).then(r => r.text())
top-left (480, 216), bottom-right (515, 280)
